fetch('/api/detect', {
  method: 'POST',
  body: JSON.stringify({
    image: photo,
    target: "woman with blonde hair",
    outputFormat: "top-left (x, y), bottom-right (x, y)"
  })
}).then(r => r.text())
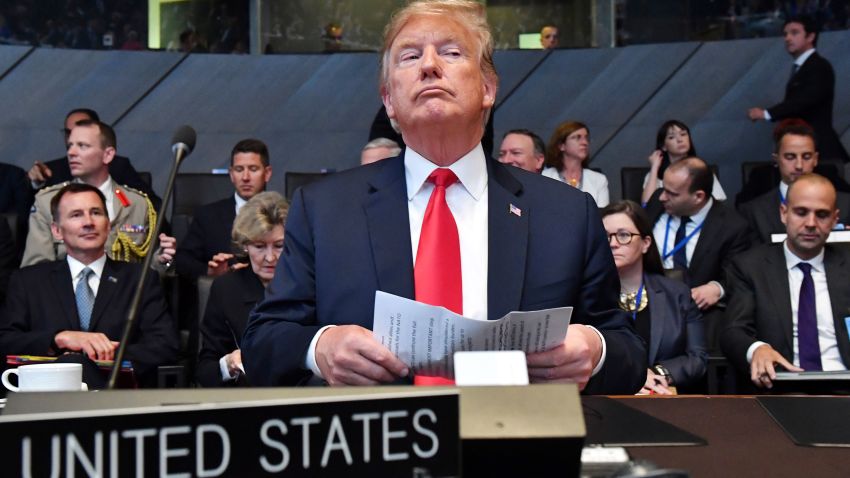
top-left (196, 191), bottom-right (288, 387)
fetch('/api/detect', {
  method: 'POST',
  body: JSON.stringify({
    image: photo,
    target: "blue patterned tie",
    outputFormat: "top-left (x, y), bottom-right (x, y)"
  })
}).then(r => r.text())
top-left (796, 263), bottom-right (822, 371)
top-left (673, 216), bottom-right (690, 270)
top-left (75, 267), bottom-right (95, 331)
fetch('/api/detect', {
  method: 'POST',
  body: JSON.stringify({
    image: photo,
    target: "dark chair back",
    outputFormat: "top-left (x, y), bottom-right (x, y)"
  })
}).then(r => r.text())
top-left (171, 173), bottom-right (233, 241)
top-left (196, 275), bottom-right (216, 355)
top-left (285, 172), bottom-right (333, 202)
top-left (138, 171), bottom-right (153, 189)
top-left (1, 212), bottom-right (19, 265)
top-left (621, 167), bottom-right (650, 203)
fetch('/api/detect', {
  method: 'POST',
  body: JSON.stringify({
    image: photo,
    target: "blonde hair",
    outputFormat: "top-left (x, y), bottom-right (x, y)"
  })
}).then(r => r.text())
top-left (379, 0), bottom-right (498, 96)
top-left (231, 191), bottom-right (289, 251)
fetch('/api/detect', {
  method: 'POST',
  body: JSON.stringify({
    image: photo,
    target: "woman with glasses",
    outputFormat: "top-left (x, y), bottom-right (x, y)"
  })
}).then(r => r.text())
top-left (196, 191), bottom-right (288, 387)
top-left (601, 200), bottom-right (707, 394)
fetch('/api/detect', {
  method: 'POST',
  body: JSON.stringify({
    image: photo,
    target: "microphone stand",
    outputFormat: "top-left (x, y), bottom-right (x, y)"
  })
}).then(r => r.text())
top-left (107, 147), bottom-right (188, 389)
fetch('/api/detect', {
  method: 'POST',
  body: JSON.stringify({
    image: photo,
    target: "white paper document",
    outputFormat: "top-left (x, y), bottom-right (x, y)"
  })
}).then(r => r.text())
top-left (372, 291), bottom-right (572, 378)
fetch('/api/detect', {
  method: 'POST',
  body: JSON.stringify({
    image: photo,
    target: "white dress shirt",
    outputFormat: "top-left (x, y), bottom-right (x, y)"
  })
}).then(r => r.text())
top-left (234, 192), bottom-right (247, 214)
top-left (68, 254), bottom-right (107, 298)
top-left (746, 242), bottom-right (847, 370)
top-left (764, 48), bottom-right (816, 121)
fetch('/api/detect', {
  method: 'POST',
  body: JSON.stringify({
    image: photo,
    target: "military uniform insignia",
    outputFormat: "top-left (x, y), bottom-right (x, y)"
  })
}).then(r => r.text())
top-left (115, 189), bottom-right (131, 207)
top-left (119, 224), bottom-right (147, 233)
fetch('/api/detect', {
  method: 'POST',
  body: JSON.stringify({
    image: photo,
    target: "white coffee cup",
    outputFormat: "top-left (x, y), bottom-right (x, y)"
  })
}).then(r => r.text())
top-left (2, 363), bottom-right (88, 392)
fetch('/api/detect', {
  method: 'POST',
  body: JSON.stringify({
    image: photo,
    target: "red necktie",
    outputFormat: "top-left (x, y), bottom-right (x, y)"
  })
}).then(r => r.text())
top-left (414, 168), bottom-right (461, 386)
top-left (415, 168), bottom-right (463, 314)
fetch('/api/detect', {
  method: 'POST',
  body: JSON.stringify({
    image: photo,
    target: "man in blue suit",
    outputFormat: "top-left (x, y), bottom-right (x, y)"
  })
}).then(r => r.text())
top-left (242, 0), bottom-right (645, 394)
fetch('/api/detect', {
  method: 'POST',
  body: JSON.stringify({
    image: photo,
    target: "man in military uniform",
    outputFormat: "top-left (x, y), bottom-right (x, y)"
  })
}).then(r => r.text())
top-left (22, 120), bottom-right (173, 268)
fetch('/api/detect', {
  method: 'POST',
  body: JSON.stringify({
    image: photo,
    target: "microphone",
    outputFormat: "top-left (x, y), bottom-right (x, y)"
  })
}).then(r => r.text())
top-left (171, 125), bottom-right (196, 164)
top-left (108, 125), bottom-right (196, 389)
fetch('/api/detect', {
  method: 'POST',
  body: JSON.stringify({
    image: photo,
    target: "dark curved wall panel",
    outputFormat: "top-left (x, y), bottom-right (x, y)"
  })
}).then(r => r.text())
top-left (0, 49), bottom-right (183, 168)
top-left (0, 30), bottom-right (847, 203)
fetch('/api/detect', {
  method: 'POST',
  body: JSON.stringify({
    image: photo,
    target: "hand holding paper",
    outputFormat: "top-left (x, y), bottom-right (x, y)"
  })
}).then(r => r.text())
top-left (317, 324), bottom-right (410, 386)
top-left (372, 291), bottom-right (572, 379)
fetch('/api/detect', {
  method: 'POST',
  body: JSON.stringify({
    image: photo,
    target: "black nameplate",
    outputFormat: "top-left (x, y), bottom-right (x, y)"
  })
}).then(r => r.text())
top-left (0, 391), bottom-right (459, 477)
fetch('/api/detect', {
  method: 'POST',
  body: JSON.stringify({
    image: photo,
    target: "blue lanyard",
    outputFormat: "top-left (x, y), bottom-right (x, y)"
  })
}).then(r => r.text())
top-left (632, 278), bottom-right (644, 321)
top-left (662, 215), bottom-right (704, 260)
top-left (779, 188), bottom-right (786, 205)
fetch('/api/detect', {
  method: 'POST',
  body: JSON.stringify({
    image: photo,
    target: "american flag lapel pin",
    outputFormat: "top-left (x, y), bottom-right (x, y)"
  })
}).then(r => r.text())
top-left (107, 276), bottom-right (118, 283)
top-left (509, 203), bottom-right (522, 217)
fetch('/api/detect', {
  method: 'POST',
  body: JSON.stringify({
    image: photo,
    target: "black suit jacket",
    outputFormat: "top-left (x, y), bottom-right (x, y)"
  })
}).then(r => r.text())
top-left (196, 267), bottom-right (263, 387)
top-left (43, 155), bottom-right (162, 209)
top-left (740, 186), bottom-right (850, 245)
top-left (0, 258), bottom-right (179, 384)
top-left (721, 244), bottom-right (850, 374)
top-left (767, 52), bottom-right (849, 162)
top-left (0, 162), bottom-right (33, 249)
top-left (173, 196), bottom-right (237, 278)
top-left (0, 162), bottom-right (32, 219)
top-left (645, 191), bottom-right (752, 290)
top-left (644, 273), bottom-right (708, 387)
top-left (0, 219), bottom-right (14, 306)
top-left (243, 155), bottom-right (646, 394)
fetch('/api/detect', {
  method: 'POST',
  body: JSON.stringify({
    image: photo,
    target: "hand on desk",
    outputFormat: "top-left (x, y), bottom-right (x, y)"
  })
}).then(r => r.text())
top-left (54, 331), bottom-right (119, 361)
top-left (751, 343), bottom-right (803, 388)
top-left (316, 325), bottom-right (409, 386)
top-left (526, 324), bottom-right (602, 390)
top-left (640, 369), bottom-right (673, 395)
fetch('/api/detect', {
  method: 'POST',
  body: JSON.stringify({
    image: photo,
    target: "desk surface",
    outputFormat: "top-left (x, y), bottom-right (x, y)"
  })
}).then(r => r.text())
top-left (616, 396), bottom-right (850, 478)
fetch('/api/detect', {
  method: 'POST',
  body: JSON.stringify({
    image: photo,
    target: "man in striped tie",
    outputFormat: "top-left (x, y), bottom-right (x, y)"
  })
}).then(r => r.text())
top-left (722, 174), bottom-right (850, 390)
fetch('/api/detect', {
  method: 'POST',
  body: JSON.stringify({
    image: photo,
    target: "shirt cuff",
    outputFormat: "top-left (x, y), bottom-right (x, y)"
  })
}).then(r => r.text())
top-left (584, 325), bottom-right (607, 377)
top-left (763, 110), bottom-right (772, 121)
top-left (218, 355), bottom-right (239, 381)
top-left (746, 341), bottom-right (768, 364)
top-left (305, 325), bottom-right (337, 378)
top-left (710, 280), bottom-right (725, 300)
top-left (31, 179), bottom-right (44, 190)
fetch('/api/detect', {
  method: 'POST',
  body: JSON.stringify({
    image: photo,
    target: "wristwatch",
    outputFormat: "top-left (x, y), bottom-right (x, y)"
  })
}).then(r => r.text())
top-left (652, 364), bottom-right (672, 385)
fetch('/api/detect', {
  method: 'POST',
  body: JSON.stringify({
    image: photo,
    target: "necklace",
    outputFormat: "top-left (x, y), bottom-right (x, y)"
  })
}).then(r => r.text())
top-left (619, 285), bottom-right (648, 313)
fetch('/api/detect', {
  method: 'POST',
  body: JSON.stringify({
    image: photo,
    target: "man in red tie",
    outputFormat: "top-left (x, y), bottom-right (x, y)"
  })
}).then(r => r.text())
top-left (243, 0), bottom-right (645, 394)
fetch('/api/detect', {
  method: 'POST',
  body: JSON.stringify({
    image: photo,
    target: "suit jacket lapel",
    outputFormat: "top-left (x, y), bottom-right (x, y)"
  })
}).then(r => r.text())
top-left (646, 275), bottom-right (665, 364)
top-left (766, 247), bottom-right (794, 354)
top-left (688, 203), bottom-right (719, 276)
top-left (50, 261), bottom-right (79, 330)
top-left (486, 161), bottom-right (528, 320)
top-left (766, 188), bottom-right (784, 233)
top-left (824, 247), bottom-right (850, 366)
top-left (90, 259), bottom-right (121, 330)
top-left (364, 157), bottom-right (415, 299)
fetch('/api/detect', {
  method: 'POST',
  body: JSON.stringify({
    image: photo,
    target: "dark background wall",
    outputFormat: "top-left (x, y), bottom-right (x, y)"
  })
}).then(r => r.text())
top-left (1, 30), bottom-right (848, 201)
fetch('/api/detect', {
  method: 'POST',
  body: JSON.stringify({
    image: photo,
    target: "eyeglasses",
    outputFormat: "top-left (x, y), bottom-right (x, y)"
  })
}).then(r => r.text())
top-left (607, 231), bottom-right (642, 245)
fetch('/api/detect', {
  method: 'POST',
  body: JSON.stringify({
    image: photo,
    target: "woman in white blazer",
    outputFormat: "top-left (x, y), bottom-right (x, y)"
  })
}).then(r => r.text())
top-left (541, 120), bottom-right (610, 207)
